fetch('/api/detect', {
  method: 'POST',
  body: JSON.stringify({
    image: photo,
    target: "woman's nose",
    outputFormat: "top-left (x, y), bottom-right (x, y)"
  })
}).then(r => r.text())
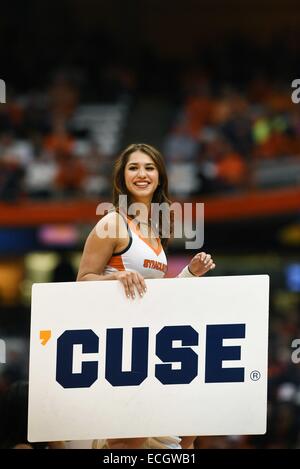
top-left (137, 167), bottom-right (146, 177)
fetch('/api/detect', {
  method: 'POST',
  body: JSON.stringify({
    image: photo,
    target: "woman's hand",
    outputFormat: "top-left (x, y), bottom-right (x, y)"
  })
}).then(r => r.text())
top-left (114, 271), bottom-right (147, 299)
top-left (188, 252), bottom-right (216, 277)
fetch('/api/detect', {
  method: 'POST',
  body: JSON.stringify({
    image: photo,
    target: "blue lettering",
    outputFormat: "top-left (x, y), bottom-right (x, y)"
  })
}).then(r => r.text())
top-left (54, 323), bottom-right (247, 387)
top-left (105, 327), bottom-right (149, 386)
top-left (56, 329), bottom-right (99, 388)
top-left (205, 324), bottom-right (245, 383)
top-left (155, 326), bottom-right (198, 384)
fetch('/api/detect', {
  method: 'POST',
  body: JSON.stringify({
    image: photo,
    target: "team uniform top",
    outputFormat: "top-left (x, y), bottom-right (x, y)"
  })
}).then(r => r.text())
top-left (103, 214), bottom-right (168, 279)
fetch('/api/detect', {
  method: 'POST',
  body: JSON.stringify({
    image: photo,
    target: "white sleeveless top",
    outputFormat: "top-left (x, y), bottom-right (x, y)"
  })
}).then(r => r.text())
top-left (103, 215), bottom-right (168, 279)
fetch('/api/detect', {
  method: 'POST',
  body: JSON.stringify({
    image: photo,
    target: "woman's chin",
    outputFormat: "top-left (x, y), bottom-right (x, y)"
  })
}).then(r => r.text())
top-left (131, 189), bottom-right (153, 200)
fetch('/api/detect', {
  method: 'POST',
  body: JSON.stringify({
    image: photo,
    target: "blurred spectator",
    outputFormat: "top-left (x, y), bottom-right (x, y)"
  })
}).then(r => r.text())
top-left (44, 117), bottom-right (75, 155)
top-left (48, 74), bottom-right (79, 121)
top-left (24, 151), bottom-right (56, 199)
top-left (216, 145), bottom-right (247, 190)
top-left (0, 381), bottom-right (40, 449)
top-left (0, 381), bottom-right (64, 449)
top-left (54, 148), bottom-right (87, 197)
top-left (51, 253), bottom-right (76, 282)
top-left (0, 132), bottom-right (28, 201)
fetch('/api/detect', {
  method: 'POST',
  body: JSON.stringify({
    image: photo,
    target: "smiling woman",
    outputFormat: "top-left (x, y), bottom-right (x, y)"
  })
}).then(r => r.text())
top-left (112, 143), bottom-right (171, 244)
top-left (125, 151), bottom-right (159, 202)
top-left (76, 143), bottom-right (216, 449)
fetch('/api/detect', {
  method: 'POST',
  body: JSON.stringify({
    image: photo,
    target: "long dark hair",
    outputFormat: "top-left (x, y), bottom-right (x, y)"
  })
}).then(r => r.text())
top-left (112, 143), bottom-right (173, 247)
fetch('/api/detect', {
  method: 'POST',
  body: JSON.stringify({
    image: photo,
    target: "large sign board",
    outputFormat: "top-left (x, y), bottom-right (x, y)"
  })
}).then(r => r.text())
top-left (28, 275), bottom-right (269, 442)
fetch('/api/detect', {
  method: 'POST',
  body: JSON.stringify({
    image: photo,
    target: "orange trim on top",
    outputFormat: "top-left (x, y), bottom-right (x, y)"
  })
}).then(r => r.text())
top-left (107, 255), bottom-right (125, 271)
top-left (127, 217), bottom-right (162, 256)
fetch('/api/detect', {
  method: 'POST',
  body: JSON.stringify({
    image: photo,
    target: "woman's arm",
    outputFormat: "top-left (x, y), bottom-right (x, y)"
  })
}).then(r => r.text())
top-left (177, 252), bottom-right (215, 278)
top-left (77, 213), bottom-right (119, 282)
top-left (77, 212), bottom-right (146, 298)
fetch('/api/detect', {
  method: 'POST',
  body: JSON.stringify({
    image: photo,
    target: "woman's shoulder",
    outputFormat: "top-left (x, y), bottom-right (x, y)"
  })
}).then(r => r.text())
top-left (95, 210), bottom-right (128, 240)
top-left (96, 210), bottom-right (127, 226)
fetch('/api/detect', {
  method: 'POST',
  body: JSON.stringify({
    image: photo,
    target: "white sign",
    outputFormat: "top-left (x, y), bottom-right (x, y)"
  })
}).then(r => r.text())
top-left (28, 275), bottom-right (269, 442)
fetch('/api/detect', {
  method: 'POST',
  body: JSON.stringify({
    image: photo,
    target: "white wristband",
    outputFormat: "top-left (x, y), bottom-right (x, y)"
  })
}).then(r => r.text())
top-left (177, 265), bottom-right (197, 278)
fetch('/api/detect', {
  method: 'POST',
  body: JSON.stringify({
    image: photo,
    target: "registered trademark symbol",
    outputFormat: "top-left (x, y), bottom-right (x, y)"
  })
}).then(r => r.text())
top-left (250, 370), bottom-right (261, 381)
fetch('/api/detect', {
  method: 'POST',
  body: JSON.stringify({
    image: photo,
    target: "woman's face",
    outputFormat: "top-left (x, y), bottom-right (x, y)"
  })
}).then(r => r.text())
top-left (124, 151), bottom-right (159, 204)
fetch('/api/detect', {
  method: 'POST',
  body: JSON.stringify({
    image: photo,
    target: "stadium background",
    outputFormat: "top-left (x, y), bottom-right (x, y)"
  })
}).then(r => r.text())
top-left (0, 0), bottom-right (300, 448)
